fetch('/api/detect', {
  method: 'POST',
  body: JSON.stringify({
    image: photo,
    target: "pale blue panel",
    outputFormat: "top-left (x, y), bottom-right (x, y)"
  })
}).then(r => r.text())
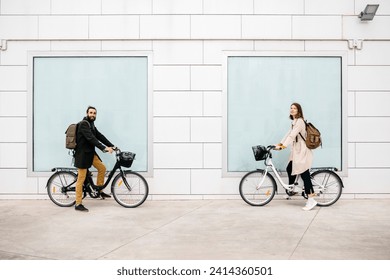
top-left (228, 56), bottom-right (342, 172)
top-left (33, 57), bottom-right (148, 172)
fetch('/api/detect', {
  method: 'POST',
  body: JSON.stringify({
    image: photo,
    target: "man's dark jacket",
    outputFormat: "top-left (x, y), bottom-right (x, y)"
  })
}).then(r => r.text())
top-left (74, 117), bottom-right (114, 169)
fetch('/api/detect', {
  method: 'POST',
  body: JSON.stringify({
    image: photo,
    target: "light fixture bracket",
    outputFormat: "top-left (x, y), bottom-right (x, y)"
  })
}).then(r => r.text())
top-left (0, 39), bottom-right (8, 51)
top-left (348, 39), bottom-right (364, 50)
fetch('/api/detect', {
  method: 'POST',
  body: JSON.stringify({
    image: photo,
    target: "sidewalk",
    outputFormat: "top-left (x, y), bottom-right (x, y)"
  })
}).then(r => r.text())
top-left (0, 198), bottom-right (389, 260)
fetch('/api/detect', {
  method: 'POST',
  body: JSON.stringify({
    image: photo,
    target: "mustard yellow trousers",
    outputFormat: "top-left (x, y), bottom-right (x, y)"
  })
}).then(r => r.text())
top-left (75, 155), bottom-right (106, 205)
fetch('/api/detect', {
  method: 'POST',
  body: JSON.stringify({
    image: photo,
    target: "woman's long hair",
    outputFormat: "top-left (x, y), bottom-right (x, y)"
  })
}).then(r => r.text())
top-left (289, 102), bottom-right (304, 120)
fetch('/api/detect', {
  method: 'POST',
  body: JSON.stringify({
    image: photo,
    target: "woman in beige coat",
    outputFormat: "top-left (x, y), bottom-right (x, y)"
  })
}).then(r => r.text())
top-left (275, 103), bottom-right (317, 211)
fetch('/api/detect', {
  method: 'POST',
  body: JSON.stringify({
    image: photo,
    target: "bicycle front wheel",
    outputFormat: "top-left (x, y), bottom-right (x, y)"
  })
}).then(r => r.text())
top-left (46, 171), bottom-right (77, 207)
top-left (239, 169), bottom-right (277, 206)
top-left (311, 170), bottom-right (343, 207)
top-left (111, 170), bottom-right (149, 208)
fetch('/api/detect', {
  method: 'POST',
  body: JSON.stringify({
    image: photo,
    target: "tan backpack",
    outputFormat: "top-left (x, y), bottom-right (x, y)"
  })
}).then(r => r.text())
top-left (299, 121), bottom-right (322, 149)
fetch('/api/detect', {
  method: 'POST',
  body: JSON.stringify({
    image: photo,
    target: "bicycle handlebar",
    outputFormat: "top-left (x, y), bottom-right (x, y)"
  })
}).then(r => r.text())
top-left (267, 145), bottom-right (276, 150)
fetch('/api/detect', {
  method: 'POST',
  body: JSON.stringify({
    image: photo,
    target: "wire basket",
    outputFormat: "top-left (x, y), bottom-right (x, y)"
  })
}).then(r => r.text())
top-left (119, 151), bottom-right (136, 168)
top-left (252, 145), bottom-right (268, 161)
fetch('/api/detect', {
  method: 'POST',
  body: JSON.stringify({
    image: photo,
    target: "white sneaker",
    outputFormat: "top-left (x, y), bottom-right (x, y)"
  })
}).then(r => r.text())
top-left (302, 197), bottom-right (317, 211)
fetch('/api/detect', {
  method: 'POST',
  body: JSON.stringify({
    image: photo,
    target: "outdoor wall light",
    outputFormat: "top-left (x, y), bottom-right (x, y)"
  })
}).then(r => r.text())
top-left (358, 4), bottom-right (379, 21)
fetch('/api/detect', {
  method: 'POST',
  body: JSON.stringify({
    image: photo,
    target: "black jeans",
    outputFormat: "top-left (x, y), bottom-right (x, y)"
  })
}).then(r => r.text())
top-left (286, 161), bottom-right (314, 195)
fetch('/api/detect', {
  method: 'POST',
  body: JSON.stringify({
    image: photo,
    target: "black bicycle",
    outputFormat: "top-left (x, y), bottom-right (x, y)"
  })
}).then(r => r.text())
top-left (46, 148), bottom-right (148, 208)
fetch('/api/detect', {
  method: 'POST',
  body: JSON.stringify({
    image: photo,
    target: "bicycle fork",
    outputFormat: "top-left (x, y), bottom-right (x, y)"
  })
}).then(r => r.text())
top-left (256, 169), bottom-right (268, 190)
top-left (119, 171), bottom-right (133, 192)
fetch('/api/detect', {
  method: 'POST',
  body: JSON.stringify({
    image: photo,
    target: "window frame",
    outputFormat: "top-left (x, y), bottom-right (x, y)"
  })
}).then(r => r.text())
top-left (222, 51), bottom-right (348, 177)
top-left (27, 51), bottom-right (153, 177)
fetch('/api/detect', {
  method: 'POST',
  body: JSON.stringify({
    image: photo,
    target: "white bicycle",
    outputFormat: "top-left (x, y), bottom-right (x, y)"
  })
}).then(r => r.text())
top-left (239, 145), bottom-right (343, 207)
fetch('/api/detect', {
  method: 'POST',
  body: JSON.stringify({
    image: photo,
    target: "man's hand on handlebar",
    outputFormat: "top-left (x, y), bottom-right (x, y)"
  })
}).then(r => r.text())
top-left (104, 147), bottom-right (114, 154)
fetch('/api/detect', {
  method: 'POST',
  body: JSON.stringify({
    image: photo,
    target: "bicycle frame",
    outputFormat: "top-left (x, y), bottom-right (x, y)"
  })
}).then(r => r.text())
top-left (260, 149), bottom-right (338, 194)
top-left (84, 151), bottom-right (133, 193)
top-left (84, 161), bottom-right (122, 191)
top-left (52, 150), bottom-right (132, 193)
top-left (260, 155), bottom-right (298, 191)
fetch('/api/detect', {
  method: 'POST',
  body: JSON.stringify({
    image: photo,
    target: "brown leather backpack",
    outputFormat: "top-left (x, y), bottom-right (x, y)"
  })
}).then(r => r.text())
top-left (299, 121), bottom-right (322, 149)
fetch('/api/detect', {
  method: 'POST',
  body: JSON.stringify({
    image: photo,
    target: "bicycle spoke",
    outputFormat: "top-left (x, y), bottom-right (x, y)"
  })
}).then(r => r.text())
top-left (47, 171), bottom-right (77, 207)
top-left (311, 170), bottom-right (343, 207)
top-left (111, 171), bottom-right (149, 208)
top-left (239, 170), bottom-right (276, 206)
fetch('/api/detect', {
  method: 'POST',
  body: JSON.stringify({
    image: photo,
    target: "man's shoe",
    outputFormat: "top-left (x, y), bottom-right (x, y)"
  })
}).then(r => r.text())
top-left (75, 204), bottom-right (89, 212)
top-left (100, 192), bottom-right (111, 199)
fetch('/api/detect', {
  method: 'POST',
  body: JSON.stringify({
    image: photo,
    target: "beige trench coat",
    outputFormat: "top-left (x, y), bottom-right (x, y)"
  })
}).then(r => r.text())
top-left (280, 118), bottom-right (313, 175)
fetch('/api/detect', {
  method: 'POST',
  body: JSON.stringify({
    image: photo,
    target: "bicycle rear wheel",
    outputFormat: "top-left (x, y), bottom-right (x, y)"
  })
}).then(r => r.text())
top-left (111, 170), bottom-right (149, 208)
top-left (311, 170), bottom-right (343, 207)
top-left (47, 171), bottom-right (77, 207)
top-left (239, 170), bottom-right (277, 206)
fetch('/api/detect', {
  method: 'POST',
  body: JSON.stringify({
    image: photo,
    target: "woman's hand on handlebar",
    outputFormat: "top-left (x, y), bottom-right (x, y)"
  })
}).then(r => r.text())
top-left (274, 143), bottom-right (286, 150)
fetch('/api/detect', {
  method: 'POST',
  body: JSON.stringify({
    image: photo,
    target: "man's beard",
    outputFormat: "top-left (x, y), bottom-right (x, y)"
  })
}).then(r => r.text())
top-left (87, 116), bottom-right (96, 122)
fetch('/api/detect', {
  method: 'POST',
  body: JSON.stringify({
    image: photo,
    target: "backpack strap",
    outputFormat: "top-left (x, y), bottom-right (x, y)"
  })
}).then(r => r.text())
top-left (298, 119), bottom-right (308, 142)
top-left (299, 132), bottom-right (305, 142)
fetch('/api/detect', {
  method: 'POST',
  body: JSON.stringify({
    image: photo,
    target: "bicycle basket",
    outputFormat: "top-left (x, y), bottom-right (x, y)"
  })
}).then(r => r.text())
top-left (119, 152), bottom-right (136, 168)
top-left (252, 145), bottom-right (268, 161)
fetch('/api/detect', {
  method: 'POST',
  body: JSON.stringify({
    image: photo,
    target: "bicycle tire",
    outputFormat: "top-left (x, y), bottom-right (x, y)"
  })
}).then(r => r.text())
top-left (311, 170), bottom-right (343, 207)
top-left (239, 169), bottom-right (277, 206)
top-left (47, 171), bottom-right (77, 207)
top-left (111, 170), bottom-right (149, 208)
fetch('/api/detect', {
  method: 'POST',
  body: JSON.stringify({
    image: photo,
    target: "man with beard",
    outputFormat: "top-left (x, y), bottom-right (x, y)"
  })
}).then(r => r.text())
top-left (74, 106), bottom-right (115, 212)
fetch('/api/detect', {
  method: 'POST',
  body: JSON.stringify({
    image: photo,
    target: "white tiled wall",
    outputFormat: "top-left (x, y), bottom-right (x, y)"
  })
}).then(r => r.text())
top-left (242, 16), bottom-right (291, 39)
top-left (348, 66), bottom-right (390, 91)
top-left (204, 0), bottom-right (253, 14)
top-left (254, 0), bottom-right (304, 15)
top-left (0, 0), bottom-right (389, 197)
top-left (349, 118), bottom-right (390, 142)
top-left (39, 16), bottom-right (89, 39)
top-left (89, 16), bottom-right (140, 39)
top-left (356, 41), bottom-right (390, 65)
top-left (304, 0), bottom-right (354, 15)
top-left (0, 118), bottom-right (27, 142)
top-left (355, 92), bottom-right (390, 116)
top-left (343, 16), bottom-right (390, 39)
top-left (0, 0), bottom-right (51, 15)
top-left (153, 41), bottom-right (203, 65)
top-left (0, 16), bottom-right (38, 39)
top-left (0, 143), bottom-right (27, 168)
top-left (140, 15), bottom-right (190, 39)
top-left (0, 66), bottom-right (27, 90)
top-left (154, 92), bottom-right (203, 116)
top-left (292, 16), bottom-right (342, 39)
top-left (102, 0), bottom-right (152, 14)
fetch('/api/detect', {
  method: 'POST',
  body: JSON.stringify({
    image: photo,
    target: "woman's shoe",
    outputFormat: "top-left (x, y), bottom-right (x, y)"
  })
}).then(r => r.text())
top-left (302, 197), bottom-right (317, 211)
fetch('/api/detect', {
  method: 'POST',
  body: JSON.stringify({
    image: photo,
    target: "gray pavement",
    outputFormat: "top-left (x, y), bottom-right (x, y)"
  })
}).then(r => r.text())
top-left (0, 198), bottom-right (389, 260)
